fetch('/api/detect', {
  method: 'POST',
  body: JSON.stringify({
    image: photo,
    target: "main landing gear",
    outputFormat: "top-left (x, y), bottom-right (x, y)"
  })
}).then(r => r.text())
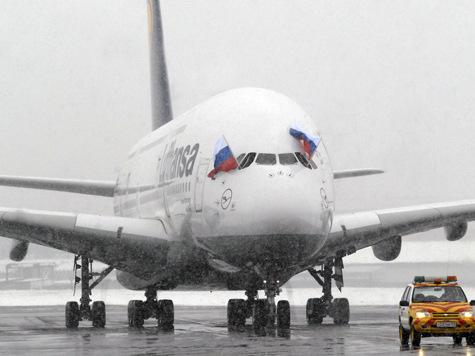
top-left (127, 288), bottom-right (174, 330)
top-left (65, 255), bottom-right (114, 328)
top-left (65, 255), bottom-right (175, 330)
top-left (227, 279), bottom-right (291, 333)
top-left (306, 258), bottom-right (350, 325)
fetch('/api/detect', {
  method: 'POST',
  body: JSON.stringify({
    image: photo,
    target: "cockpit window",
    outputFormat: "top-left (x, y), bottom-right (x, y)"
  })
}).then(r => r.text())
top-left (239, 152), bottom-right (256, 169)
top-left (237, 152), bottom-right (317, 169)
top-left (236, 153), bottom-right (246, 164)
top-left (295, 152), bottom-right (312, 169)
top-left (278, 153), bottom-right (298, 165)
top-left (255, 153), bottom-right (277, 165)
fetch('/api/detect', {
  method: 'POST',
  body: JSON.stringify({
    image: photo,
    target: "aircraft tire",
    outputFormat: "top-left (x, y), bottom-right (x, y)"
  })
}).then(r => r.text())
top-left (306, 298), bottom-right (324, 324)
top-left (332, 298), bottom-right (350, 324)
top-left (252, 299), bottom-right (267, 330)
top-left (277, 300), bottom-right (290, 329)
top-left (128, 300), bottom-right (144, 328)
top-left (65, 301), bottom-right (80, 328)
top-left (91, 301), bottom-right (106, 328)
top-left (227, 299), bottom-right (237, 326)
top-left (158, 299), bottom-right (174, 330)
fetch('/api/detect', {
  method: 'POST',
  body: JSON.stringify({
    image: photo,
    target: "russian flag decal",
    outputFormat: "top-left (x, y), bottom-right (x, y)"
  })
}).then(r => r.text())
top-left (207, 136), bottom-right (239, 179)
top-left (289, 121), bottom-right (321, 159)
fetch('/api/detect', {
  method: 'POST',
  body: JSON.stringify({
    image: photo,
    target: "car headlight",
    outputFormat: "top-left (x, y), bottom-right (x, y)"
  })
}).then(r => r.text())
top-left (462, 310), bottom-right (474, 318)
top-left (415, 311), bottom-right (430, 318)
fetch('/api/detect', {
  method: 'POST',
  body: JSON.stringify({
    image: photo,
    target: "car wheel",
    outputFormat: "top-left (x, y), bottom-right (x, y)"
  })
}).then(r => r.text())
top-left (399, 324), bottom-right (409, 346)
top-left (467, 331), bottom-right (475, 345)
top-left (410, 322), bottom-right (421, 347)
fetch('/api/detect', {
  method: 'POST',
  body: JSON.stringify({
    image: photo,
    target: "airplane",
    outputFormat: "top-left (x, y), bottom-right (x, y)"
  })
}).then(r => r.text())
top-left (1, 0), bottom-right (475, 331)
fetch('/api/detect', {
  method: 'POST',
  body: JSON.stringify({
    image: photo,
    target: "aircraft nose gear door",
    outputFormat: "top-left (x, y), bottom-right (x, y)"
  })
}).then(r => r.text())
top-left (194, 159), bottom-right (209, 212)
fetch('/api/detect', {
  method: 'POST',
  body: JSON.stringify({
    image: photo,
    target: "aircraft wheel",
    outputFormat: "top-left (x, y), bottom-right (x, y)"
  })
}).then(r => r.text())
top-left (158, 299), bottom-right (174, 330)
top-left (332, 298), bottom-right (350, 324)
top-left (234, 299), bottom-right (246, 327)
top-left (399, 324), bottom-right (409, 345)
top-left (306, 298), bottom-right (324, 324)
top-left (277, 300), bottom-right (290, 329)
top-left (228, 299), bottom-right (246, 330)
top-left (252, 299), bottom-right (267, 330)
top-left (227, 299), bottom-right (237, 326)
top-left (128, 300), bottom-right (144, 328)
top-left (92, 301), bottom-right (106, 328)
top-left (410, 322), bottom-right (421, 347)
top-left (65, 301), bottom-right (80, 328)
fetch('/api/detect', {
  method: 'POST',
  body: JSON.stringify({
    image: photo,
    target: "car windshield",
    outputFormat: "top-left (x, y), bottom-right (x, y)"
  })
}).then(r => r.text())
top-left (412, 285), bottom-right (467, 303)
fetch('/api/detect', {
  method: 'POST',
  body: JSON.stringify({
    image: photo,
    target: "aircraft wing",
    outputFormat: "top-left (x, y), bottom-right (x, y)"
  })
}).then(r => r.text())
top-left (0, 208), bottom-right (174, 280)
top-left (314, 200), bottom-right (475, 263)
top-left (0, 175), bottom-right (116, 197)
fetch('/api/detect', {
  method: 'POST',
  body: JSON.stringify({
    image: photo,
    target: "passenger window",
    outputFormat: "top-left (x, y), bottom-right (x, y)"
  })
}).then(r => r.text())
top-left (256, 153), bottom-right (277, 165)
top-left (295, 152), bottom-right (312, 169)
top-left (239, 152), bottom-right (256, 169)
top-left (278, 153), bottom-right (298, 165)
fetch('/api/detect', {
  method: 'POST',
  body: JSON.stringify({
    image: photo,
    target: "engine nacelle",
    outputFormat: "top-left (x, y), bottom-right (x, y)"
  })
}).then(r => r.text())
top-left (9, 240), bottom-right (29, 262)
top-left (444, 222), bottom-right (467, 241)
top-left (372, 235), bottom-right (402, 261)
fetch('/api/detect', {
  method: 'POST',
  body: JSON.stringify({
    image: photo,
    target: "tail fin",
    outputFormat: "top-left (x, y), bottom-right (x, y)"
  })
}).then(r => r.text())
top-left (147, 0), bottom-right (173, 130)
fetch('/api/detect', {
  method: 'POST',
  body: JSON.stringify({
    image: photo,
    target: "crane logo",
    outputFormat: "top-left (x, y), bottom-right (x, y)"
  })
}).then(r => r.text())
top-left (221, 189), bottom-right (233, 210)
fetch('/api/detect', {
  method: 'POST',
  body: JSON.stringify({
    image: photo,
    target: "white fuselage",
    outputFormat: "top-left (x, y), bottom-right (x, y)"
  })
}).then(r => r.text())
top-left (114, 88), bottom-right (334, 287)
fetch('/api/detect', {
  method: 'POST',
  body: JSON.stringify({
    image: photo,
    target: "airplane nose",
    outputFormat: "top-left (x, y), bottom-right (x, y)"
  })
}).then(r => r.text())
top-left (240, 170), bottom-right (330, 235)
top-left (197, 167), bottom-right (333, 269)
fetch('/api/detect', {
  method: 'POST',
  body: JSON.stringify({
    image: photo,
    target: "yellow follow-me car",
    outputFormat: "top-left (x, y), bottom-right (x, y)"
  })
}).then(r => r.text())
top-left (399, 276), bottom-right (475, 347)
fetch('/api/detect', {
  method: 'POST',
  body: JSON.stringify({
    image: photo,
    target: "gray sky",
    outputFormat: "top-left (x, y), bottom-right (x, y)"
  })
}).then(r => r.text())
top-left (1, 1), bottom-right (475, 257)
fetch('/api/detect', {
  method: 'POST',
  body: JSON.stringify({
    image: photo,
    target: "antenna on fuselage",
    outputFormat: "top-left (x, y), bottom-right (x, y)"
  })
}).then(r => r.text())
top-left (147, 0), bottom-right (173, 131)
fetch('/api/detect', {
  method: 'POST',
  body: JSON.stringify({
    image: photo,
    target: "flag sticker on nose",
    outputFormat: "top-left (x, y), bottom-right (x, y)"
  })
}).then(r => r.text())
top-left (289, 121), bottom-right (321, 159)
top-left (207, 136), bottom-right (239, 179)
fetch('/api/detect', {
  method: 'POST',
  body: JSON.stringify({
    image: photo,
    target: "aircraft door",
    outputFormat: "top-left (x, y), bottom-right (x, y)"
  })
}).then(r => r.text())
top-left (156, 154), bottom-right (171, 218)
top-left (163, 183), bottom-right (170, 217)
top-left (194, 159), bottom-right (210, 212)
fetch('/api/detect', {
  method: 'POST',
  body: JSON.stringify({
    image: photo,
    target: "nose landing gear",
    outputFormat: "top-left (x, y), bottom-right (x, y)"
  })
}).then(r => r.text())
top-left (127, 289), bottom-right (174, 329)
top-left (227, 279), bottom-right (291, 333)
top-left (306, 258), bottom-right (350, 325)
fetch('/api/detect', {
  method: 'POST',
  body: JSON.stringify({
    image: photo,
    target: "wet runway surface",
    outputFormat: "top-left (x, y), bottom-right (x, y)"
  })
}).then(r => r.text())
top-left (0, 305), bottom-right (474, 355)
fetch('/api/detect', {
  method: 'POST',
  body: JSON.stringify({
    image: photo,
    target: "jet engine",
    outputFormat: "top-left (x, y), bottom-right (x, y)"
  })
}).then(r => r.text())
top-left (372, 235), bottom-right (402, 261)
top-left (9, 240), bottom-right (29, 261)
top-left (444, 222), bottom-right (467, 241)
